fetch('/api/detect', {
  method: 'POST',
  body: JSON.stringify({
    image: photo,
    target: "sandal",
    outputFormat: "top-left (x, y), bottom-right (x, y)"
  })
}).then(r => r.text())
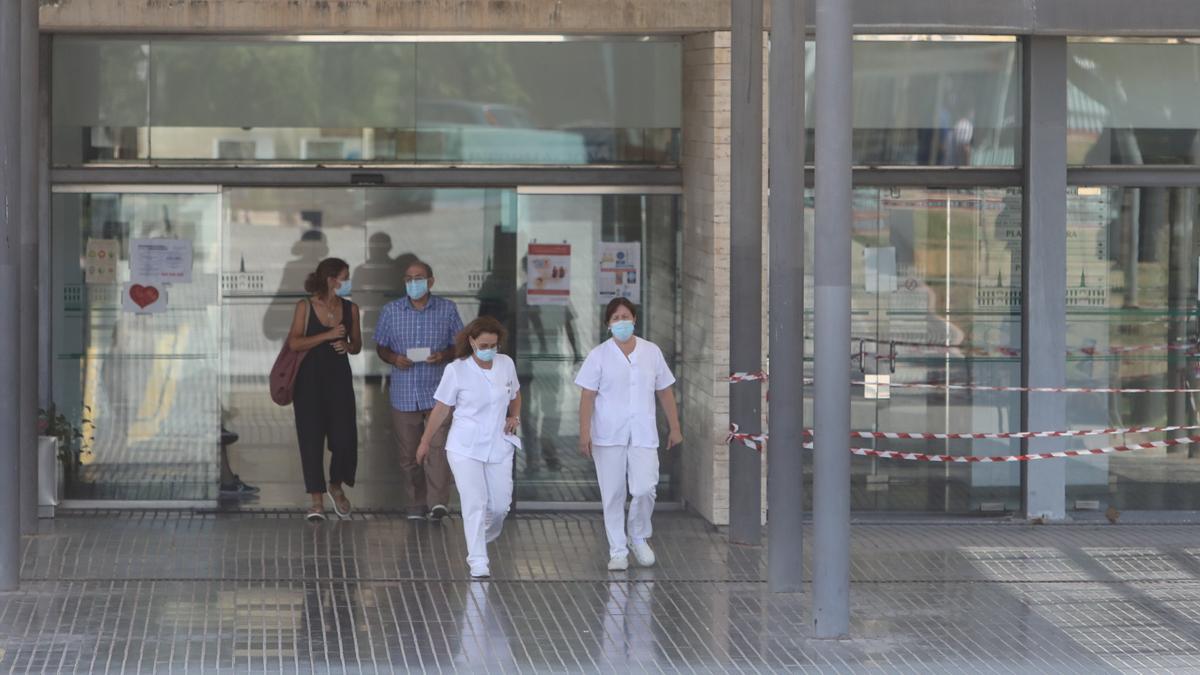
top-left (328, 487), bottom-right (352, 519)
top-left (305, 504), bottom-right (326, 522)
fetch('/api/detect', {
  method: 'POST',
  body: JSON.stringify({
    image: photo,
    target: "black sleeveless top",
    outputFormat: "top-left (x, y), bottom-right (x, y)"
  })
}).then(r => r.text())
top-left (299, 298), bottom-right (353, 376)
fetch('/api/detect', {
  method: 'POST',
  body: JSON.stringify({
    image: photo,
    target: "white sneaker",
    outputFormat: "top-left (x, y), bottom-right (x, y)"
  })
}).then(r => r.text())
top-left (470, 566), bottom-right (491, 579)
top-left (631, 540), bottom-right (656, 567)
top-left (607, 556), bottom-right (629, 571)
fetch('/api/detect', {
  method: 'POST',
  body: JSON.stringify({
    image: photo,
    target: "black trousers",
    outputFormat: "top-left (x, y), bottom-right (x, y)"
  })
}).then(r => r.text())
top-left (293, 355), bottom-right (358, 494)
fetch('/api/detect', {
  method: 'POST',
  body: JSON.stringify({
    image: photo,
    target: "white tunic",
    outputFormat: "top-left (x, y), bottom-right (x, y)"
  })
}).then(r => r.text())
top-left (434, 354), bottom-right (520, 463)
top-left (574, 337), bottom-right (676, 448)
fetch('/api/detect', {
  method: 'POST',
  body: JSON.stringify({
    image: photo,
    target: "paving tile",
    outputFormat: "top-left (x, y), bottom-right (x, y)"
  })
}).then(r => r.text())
top-left (2, 513), bottom-right (1200, 672)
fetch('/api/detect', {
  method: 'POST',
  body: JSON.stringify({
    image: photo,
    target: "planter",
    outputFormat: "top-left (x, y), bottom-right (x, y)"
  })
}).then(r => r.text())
top-left (37, 435), bottom-right (62, 517)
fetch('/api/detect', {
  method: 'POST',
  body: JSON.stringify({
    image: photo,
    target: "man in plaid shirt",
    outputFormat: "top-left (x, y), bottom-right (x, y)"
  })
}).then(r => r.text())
top-left (375, 260), bottom-right (464, 521)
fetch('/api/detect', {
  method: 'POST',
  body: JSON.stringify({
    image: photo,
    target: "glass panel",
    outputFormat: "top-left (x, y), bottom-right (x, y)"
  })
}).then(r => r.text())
top-left (149, 42), bottom-right (417, 161)
top-left (1066, 186), bottom-right (1200, 509)
top-left (51, 191), bottom-right (221, 500)
top-left (1068, 41), bottom-right (1200, 165)
top-left (415, 43), bottom-right (681, 164)
top-left (51, 38), bottom-right (150, 164)
top-left (52, 37), bottom-right (682, 166)
top-left (806, 187), bottom-right (1023, 512)
top-left (511, 194), bottom-right (680, 502)
top-left (803, 38), bottom-right (1022, 166)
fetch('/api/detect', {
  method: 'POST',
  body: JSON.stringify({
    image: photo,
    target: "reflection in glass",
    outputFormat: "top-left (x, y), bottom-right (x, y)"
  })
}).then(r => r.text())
top-left (1068, 41), bottom-right (1200, 165)
top-left (52, 37), bottom-right (681, 165)
top-left (51, 38), bottom-right (150, 164)
top-left (803, 39), bottom-right (1022, 166)
top-left (51, 192), bottom-right (221, 500)
top-left (1066, 186), bottom-right (1200, 509)
top-left (808, 187), bottom-right (1023, 512)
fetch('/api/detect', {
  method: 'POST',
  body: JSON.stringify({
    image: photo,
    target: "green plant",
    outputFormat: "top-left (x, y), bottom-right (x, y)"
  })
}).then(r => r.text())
top-left (37, 404), bottom-right (92, 468)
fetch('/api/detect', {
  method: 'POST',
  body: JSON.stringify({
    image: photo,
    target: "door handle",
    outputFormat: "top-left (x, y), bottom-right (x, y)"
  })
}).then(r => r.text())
top-left (857, 338), bottom-right (867, 373)
top-left (889, 339), bottom-right (897, 374)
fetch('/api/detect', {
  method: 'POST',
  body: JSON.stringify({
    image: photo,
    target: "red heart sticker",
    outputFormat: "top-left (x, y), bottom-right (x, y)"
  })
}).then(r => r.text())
top-left (129, 284), bottom-right (160, 309)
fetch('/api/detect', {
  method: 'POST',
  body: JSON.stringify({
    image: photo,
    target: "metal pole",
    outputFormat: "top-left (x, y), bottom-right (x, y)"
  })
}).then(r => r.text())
top-left (19, 0), bottom-right (40, 534)
top-left (812, 0), bottom-right (852, 637)
top-left (0, 0), bottom-right (25, 590)
top-left (767, 0), bottom-right (806, 592)
top-left (1020, 36), bottom-right (1068, 521)
top-left (729, 0), bottom-right (764, 545)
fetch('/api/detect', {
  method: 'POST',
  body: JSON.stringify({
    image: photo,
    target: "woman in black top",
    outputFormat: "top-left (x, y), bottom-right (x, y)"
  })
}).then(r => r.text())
top-left (287, 257), bottom-right (362, 521)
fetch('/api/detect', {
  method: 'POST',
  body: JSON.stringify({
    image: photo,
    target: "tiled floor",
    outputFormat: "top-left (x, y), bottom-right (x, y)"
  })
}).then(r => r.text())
top-left (5, 511), bottom-right (1200, 672)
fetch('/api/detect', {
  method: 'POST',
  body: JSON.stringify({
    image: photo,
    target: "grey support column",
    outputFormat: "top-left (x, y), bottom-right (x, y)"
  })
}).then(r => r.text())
top-left (19, 0), bottom-right (40, 534)
top-left (0, 0), bottom-right (25, 589)
top-left (767, 0), bottom-right (806, 593)
top-left (812, 0), bottom-right (852, 638)
top-left (729, 0), bottom-right (764, 545)
top-left (1020, 36), bottom-right (1068, 521)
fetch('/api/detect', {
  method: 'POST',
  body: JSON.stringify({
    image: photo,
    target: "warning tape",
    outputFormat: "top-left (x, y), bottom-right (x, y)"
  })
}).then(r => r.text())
top-left (852, 381), bottom-right (1200, 394)
top-left (836, 424), bottom-right (1200, 440)
top-left (729, 372), bottom-right (1200, 394)
top-left (728, 371), bottom-right (769, 383)
top-left (846, 437), bottom-right (1200, 463)
top-left (726, 424), bottom-right (1200, 460)
top-left (854, 336), bottom-right (1200, 359)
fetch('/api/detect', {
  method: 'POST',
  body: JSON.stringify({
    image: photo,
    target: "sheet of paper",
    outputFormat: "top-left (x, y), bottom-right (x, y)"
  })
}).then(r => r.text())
top-left (407, 347), bottom-right (432, 362)
top-left (503, 434), bottom-right (523, 450)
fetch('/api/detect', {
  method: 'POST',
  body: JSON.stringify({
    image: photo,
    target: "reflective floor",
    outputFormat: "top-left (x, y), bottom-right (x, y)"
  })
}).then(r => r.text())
top-left (6, 512), bottom-right (1200, 672)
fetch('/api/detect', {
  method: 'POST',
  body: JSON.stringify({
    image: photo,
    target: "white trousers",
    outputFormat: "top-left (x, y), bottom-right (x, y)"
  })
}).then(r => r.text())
top-left (593, 444), bottom-right (659, 559)
top-left (447, 452), bottom-right (513, 572)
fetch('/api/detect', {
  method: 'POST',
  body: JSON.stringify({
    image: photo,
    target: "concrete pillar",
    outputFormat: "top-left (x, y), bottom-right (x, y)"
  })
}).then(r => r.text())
top-left (812, 0), bottom-right (852, 638)
top-left (0, 0), bottom-right (25, 589)
top-left (767, 0), bottom-right (806, 593)
top-left (19, 0), bottom-right (40, 533)
top-left (729, 0), bottom-right (764, 545)
top-left (1020, 36), bottom-right (1068, 521)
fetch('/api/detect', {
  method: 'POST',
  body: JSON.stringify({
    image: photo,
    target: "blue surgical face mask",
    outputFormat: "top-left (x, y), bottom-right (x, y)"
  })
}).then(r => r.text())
top-left (610, 320), bottom-right (635, 342)
top-left (474, 347), bottom-right (497, 362)
top-left (334, 279), bottom-right (352, 298)
top-left (406, 278), bottom-right (429, 299)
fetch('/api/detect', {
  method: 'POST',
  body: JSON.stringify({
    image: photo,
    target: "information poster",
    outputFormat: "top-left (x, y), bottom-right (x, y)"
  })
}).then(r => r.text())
top-left (597, 242), bottom-right (641, 304)
top-left (526, 243), bottom-right (572, 306)
top-left (130, 238), bottom-right (193, 284)
top-left (84, 239), bottom-right (118, 285)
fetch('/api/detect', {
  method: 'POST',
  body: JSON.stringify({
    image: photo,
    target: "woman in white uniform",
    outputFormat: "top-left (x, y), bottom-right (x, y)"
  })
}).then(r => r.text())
top-left (417, 316), bottom-right (521, 579)
top-left (576, 297), bottom-right (683, 571)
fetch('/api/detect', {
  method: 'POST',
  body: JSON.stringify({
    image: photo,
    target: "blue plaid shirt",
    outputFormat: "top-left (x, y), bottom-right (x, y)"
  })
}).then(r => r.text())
top-left (375, 295), bottom-right (465, 412)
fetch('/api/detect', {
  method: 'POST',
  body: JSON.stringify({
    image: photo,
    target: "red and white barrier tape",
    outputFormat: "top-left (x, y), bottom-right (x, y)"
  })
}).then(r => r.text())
top-left (837, 424), bottom-right (1200, 440)
top-left (846, 436), bottom-right (1200, 463)
top-left (726, 424), bottom-right (1200, 460)
top-left (853, 336), bottom-right (1200, 358)
top-left (851, 381), bottom-right (1200, 394)
top-left (728, 371), bottom-right (769, 383)
top-left (730, 372), bottom-right (1200, 394)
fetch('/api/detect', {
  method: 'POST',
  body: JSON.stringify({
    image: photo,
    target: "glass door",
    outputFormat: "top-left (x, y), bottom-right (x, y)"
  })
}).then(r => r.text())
top-left (511, 188), bottom-right (681, 505)
top-left (51, 187), bottom-right (223, 503)
top-left (220, 187), bottom-right (514, 510)
top-left (856, 187), bottom-right (1023, 512)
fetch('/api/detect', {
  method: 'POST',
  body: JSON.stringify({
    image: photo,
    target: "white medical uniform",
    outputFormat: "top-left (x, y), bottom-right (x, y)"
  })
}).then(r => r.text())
top-left (434, 354), bottom-right (520, 574)
top-left (575, 337), bottom-right (676, 559)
